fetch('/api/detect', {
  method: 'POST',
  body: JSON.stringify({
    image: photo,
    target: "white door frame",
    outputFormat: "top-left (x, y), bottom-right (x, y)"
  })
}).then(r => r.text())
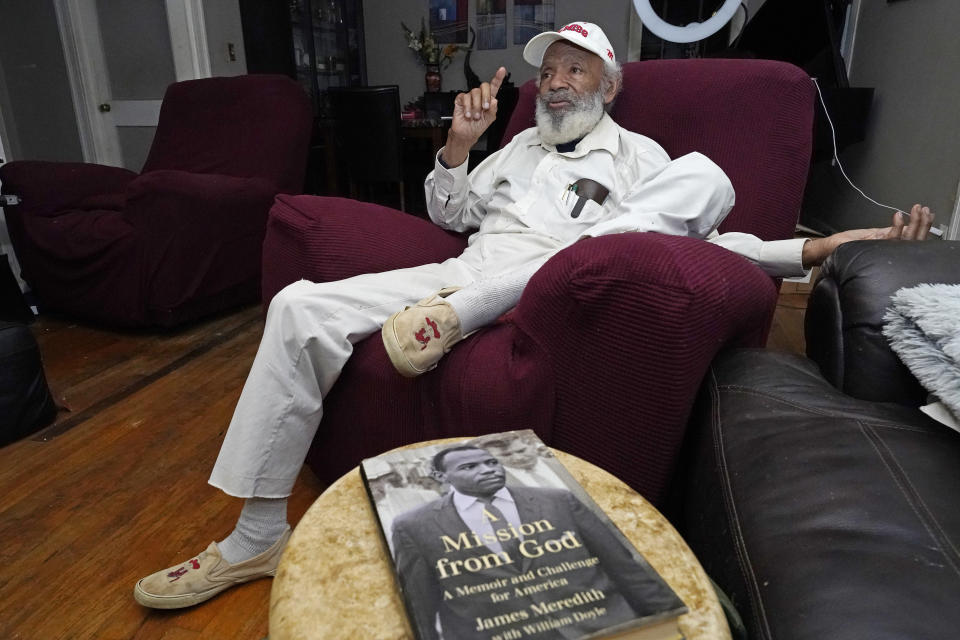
top-left (166, 0), bottom-right (212, 81)
top-left (0, 88), bottom-right (26, 291)
top-left (54, 0), bottom-right (211, 167)
top-left (948, 177), bottom-right (960, 241)
top-left (0, 108), bottom-right (9, 165)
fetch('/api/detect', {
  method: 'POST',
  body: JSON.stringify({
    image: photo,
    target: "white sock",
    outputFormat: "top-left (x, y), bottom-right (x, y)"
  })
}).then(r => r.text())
top-left (217, 497), bottom-right (289, 564)
top-left (447, 262), bottom-right (541, 335)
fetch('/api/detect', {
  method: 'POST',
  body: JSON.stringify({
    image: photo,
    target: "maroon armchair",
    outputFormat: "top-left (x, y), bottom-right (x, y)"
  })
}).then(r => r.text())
top-left (261, 59), bottom-right (815, 504)
top-left (0, 74), bottom-right (312, 327)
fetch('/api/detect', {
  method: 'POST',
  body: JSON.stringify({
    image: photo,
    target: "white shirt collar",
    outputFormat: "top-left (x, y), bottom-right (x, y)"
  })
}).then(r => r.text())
top-left (451, 486), bottom-right (515, 510)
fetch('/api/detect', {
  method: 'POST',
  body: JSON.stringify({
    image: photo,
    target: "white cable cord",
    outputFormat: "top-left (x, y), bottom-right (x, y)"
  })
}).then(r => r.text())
top-left (812, 77), bottom-right (943, 237)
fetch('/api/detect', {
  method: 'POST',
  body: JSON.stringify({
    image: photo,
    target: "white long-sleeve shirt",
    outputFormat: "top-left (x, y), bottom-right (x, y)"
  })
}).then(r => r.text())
top-left (425, 112), bottom-right (808, 278)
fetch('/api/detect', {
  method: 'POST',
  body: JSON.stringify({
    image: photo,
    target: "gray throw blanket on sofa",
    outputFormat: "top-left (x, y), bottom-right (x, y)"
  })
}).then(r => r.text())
top-left (883, 283), bottom-right (960, 425)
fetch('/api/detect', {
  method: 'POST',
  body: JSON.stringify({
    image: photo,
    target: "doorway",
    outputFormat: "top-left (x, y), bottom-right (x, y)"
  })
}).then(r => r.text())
top-left (0, 0), bottom-right (215, 171)
top-left (57, 0), bottom-right (194, 171)
top-left (0, 0), bottom-right (84, 164)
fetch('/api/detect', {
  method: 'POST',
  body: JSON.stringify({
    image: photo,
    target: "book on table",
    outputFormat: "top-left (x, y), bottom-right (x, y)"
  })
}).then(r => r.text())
top-left (360, 430), bottom-right (688, 640)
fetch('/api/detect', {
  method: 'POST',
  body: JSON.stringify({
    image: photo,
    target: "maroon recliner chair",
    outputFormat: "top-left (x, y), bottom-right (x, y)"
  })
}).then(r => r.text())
top-left (261, 59), bottom-right (815, 504)
top-left (0, 74), bottom-right (312, 328)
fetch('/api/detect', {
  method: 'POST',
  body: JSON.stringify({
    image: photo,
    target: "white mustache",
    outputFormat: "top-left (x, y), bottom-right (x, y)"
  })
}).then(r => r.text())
top-left (544, 89), bottom-right (575, 101)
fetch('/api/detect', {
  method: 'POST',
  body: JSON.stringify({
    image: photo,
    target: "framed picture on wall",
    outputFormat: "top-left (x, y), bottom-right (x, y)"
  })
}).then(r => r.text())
top-left (514, 0), bottom-right (555, 45)
top-left (430, 0), bottom-right (468, 43)
top-left (476, 0), bottom-right (506, 49)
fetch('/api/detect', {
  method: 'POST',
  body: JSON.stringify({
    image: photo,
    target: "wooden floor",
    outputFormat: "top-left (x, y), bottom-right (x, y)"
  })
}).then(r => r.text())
top-left (0, 282), bottom-right (810, 640)
top-left (765, 270), bottom-right (817, 355)
top-left (0, 305), bottom-right (324, 640)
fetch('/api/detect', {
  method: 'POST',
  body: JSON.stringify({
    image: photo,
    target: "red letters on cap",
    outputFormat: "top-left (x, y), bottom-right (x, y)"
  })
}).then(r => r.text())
top-left (560, 23), bottom-right (588, 37)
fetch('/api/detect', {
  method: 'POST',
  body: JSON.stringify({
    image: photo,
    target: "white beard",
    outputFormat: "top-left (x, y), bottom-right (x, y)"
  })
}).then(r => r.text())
top-left (535, 87), bottom-right (605, 146)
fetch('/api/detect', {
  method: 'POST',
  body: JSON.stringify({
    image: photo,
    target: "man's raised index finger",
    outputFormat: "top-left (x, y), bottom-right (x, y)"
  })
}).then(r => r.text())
top-left (489, 67), bottom-right (507, 98)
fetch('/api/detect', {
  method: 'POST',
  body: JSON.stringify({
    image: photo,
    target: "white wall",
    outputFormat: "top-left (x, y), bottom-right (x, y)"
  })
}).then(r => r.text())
top-left (363, 0), bottom-right (636, 106)
top-left (809, 0), bottom-right (959, 235)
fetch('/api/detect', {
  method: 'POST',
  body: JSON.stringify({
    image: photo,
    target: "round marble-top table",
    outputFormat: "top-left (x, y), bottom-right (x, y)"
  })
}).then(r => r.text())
top-left (269, 441), bottom-right (730, 640)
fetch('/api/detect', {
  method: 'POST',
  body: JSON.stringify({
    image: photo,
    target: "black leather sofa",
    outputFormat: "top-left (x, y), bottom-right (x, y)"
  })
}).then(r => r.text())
top-left (679, 239), bottom-right (960, 640)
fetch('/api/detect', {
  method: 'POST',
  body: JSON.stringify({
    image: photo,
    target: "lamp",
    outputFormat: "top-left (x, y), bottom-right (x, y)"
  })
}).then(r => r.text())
top-left (632, 0), bottom-right (741, 44)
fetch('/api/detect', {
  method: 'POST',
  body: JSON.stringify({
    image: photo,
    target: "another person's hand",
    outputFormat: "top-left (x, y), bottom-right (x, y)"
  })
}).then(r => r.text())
top-left (801, 204), bottom-right (934, 268)
top-left (441, 67), bottom-right (507, 168)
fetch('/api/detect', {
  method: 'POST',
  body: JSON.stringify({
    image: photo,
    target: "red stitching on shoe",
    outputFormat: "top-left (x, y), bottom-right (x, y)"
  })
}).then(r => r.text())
top-left (167, 567), bottom-right (188, 582)
top-left (425, 317), bottom-right (440, 338)
top-left (414, 327), bottom-right (430, 349)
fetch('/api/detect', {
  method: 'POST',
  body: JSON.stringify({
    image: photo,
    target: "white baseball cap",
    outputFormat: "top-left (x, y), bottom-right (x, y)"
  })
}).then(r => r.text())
top-left (523, 22), bottom-right (618, 71)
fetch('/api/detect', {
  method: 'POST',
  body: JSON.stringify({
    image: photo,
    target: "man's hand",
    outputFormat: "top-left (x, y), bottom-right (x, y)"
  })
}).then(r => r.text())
top-left (441, 67), bottom-right (507, 168)
top-left (801, 204), bottom-right (934, 268)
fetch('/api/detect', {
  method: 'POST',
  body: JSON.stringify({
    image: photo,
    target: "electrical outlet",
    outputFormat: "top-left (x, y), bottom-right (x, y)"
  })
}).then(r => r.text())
top-left (2, 194), bottom-right (21, 206)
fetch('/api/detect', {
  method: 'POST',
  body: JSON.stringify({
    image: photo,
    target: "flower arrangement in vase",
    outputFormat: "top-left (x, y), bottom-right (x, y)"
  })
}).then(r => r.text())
top-left (401, 19), bottom-right (463, 92)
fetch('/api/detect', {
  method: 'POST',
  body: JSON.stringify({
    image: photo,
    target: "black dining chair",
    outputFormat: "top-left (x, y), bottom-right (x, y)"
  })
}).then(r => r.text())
top-left (327, 85), bottom-right (405, 211)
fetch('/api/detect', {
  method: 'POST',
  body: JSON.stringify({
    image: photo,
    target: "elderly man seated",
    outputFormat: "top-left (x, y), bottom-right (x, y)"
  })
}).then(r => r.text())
top-left (133, 20), bottom-right (933, 609)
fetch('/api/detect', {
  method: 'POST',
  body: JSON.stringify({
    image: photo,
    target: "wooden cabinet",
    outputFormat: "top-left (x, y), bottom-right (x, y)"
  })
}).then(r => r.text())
top-left (240, 0), bottom-right (367, 193)
top-left (240, 0), bottom-right (366, 116)
top-left (289, 0), bottom-right (366, 115)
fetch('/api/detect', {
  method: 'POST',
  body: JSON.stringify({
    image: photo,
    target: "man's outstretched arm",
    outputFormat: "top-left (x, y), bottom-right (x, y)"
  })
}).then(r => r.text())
top-left (801, 204), bottom-right (934, 268)
top-left (709, 204), bottom-right (935, 278)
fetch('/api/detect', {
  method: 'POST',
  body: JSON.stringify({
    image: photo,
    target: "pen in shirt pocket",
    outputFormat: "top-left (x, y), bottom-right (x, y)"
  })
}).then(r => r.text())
top-left (563, 179), bottom-right (610, 218)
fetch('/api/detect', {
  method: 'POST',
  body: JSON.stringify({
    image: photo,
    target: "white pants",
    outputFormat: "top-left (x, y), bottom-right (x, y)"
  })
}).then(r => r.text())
top-left (209, 244), bottom-right (553, 498)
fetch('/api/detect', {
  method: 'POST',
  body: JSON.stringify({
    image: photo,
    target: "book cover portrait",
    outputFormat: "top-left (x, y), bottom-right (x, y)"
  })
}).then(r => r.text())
top-left (361, 431), bottom-right (686, 640)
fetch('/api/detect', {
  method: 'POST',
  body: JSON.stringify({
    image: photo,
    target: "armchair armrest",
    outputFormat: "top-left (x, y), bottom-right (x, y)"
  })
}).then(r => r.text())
top-left (0, 161), bottom-right (137, 216)
top-left (261, 195), bottom-right (468, 306)
top-left (806, 239), bottom-right (960, 406)
top-left (124, 169), bottom-right (276, 231)
top-left (511, 232), bottom-right (779, 502)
